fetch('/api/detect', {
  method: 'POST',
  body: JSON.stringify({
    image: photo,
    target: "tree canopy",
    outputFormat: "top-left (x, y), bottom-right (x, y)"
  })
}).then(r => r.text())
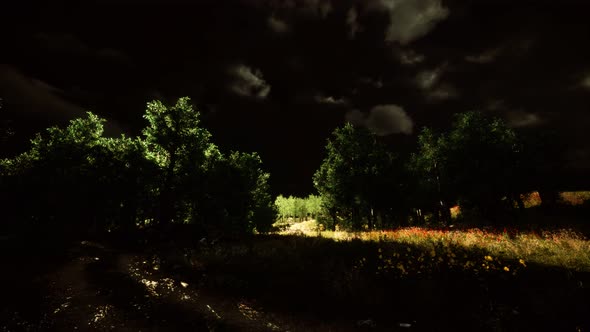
top-left (0, 98), bottom-right (276, 237)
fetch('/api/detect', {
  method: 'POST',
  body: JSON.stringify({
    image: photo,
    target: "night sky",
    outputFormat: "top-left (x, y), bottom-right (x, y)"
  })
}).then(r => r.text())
top-left (2, 0), bottom-right (590, 196)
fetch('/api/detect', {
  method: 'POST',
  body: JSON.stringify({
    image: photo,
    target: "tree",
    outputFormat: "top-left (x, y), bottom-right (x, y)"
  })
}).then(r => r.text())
top-left (202, 151), bottom-right (276, 235)
top-left (2, 97), bottom-right (277, 238)
top-left (409, 127), bottom-right (452, 224)
top-left (141, 97), bottom-right (213, 225)
top-left (412, 112), bottom-right (526, 221)
top-left (313, 123), bottom-right (402, 230)
top-left (0, 112), bottom-right (113, 234)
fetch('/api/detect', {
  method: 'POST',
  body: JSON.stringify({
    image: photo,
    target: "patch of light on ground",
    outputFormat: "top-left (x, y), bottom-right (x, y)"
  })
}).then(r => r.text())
top-left (237, 302), bottom-right (260, 321)
top-left (206, 304), bottom-right (222, 319)
top-left (89, 304), bottom-right (113, 325)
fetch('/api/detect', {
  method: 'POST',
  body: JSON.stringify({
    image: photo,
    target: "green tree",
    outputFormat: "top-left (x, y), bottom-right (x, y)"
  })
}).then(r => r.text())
top-left (412, 112), bottom-right (526, 221)
top-left (141, 97), bottom-right (213, 225)
top-left (204, 151), bottom-right (276, 235)
top-left (313, 123), bottom-right (402, 230)
top-left (1, 112), bottom-right (113, 234)
top-left (409, 127), bottom-right (452, 224)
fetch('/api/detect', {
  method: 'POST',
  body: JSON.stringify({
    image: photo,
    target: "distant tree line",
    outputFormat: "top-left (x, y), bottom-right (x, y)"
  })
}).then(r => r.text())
top-left (274, 195), bottom-right (323, 222)
top-left (312, 112), bottom-right (562, 231)
top-left (0, 97), bottom-right (276, 238)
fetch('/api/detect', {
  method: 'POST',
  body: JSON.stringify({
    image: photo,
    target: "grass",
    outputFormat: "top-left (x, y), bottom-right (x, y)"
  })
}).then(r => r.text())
top-left (3, 202), bottom-right (590, 331)
top-left (284, 226), bottom-right (590, 273)
top-left (184, 228), bottom-right (590, 330)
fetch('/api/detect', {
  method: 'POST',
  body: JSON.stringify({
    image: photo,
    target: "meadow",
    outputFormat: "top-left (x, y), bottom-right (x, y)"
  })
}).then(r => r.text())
top-left (2, 204), bottom-right (589, 331)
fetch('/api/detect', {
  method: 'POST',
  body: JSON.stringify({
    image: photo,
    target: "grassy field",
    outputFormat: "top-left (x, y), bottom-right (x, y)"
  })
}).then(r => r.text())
top-left (2, 208), bottom-right (590, 331)
top-left (282, 220), bottom-right (590, 273)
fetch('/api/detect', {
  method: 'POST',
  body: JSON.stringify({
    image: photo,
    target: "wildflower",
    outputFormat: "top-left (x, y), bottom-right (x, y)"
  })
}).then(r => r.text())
top-left (519, 259), bottom-right (526, 267)
top-left (484, 255), bottom-right (493, 262)
top-left (504, 266), bottom-right (510, 272)
top-left (378, 248), bottom-right (382, 253)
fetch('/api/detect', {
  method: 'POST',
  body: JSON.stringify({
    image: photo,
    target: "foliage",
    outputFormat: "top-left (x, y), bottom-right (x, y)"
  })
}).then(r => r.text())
top-left (274, 194), bottom-right (323, 221)
top-left (411, 112), bottom-right (528, 221)
top-left (0, 98), bottom-right (275, 237)
top-left (280, 224), bottom-right (590, 272)
top-left (313, 123), bottom-right (406, 231)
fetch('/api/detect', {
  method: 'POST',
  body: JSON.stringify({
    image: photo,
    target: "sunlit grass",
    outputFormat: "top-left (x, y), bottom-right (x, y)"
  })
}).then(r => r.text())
top-left (281, 223), bottom-right (590, 275)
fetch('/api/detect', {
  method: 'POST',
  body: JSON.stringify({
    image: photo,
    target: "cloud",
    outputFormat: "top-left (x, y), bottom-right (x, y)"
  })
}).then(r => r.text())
top-left (398, 49), bottom-right (425, 65)
top-left (486, 99), bottom-right (507, 111)
top-left (302, 0), bottom-right (333, 18)
top-left (228, 64), bottom-right (271, 99)
top-left (30, 78), bottom-right (64, 95)
top-left (346, 7), bottom-right (361, 39)
top-left (359, 77), bottom-right (383, 89)
top-left (427, 83), bottom-right (459, 101)
top-left (414, 64), bottom-right (457, 101)
top-left (262, 0), bottom-right (332, 18)
top-left (314, 94), bottom-right (348, 105)
top-left (0, 65), bottom-right (126, 136)
top-left (345, 109), bottom-right (366, 126)
top-left (506, 110), bottom-right (542, 128)
top-left (367, 104), bottom-right (413, 135)
top-left (375, 0), bottom-right (449, 45)
top-left (465, 47), bottom-right (501, 64)
top-left (35, 32), bottom-right (90, 56)
top-left (415, 65), bottom-right (445, 90)
top-left (0, 64), bottom-right (84, 118)
top-left (268, 15), bottom-right (290, 34)
top-left (345, 104), bottom-right (413, 135)
top-left (35, 32), bottom-right (132, 66)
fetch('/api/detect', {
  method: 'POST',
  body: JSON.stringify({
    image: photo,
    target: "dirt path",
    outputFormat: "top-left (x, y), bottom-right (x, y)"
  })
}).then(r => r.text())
top-left (1, 240), bottom-right (296, 332)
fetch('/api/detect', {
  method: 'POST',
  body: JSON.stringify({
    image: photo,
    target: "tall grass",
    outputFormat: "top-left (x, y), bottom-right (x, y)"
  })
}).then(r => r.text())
top-left (282, 224), bottom-right (590, 273)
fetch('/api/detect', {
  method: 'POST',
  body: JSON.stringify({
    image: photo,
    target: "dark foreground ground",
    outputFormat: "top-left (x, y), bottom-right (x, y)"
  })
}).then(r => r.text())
top-left (1, 227), bottom-right (590, 332)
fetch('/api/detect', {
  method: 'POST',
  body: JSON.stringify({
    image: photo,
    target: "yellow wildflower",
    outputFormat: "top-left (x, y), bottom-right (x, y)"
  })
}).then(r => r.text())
top-left (484, 255), bottom-right (493, 262)
top-left (519, 259), bottom-right (526, 267)
top-left (504, 266), bottom-right (510, 272)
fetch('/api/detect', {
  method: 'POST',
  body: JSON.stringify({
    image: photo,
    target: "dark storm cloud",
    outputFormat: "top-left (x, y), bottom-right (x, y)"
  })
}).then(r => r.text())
top-left (0, 64), bottom-right (85, 118)
top-left (267, 15), bottom-right (290, 34)
top-left (412, 63), bottom-right (457, 102)
top-left (3, 0), bottom-right (590, 193)
top-left (359, 78), bottom-right (383, 89)
top-left (345, 7), bottom-right (361, 39)
top-left (228, 64), bottom-right (271, 99)
top-left (367, 0), bottom-right (449, 45)
top-left (366, 104), bottom-right (413, 135)
top-left (0, 64), bottom-right (124, 136)
top-left (346, 104), bottom-right (413, 136)
top-left (35, 32), bottom-right (132, 65)
top-left (464, 47), bottom-right (501, 64)
top-left (314, 94), bottom-right (348, 106)
top-left (397, 49), bottom-right (426, 66)
top-left (415, 63), bottom-right (447, 90)
top-left (506, 111), bottom-right (542, 128)
top-left (35, 32), bottom-right (90, 56)
top-left (249, 0), bottom-right (333, 18)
